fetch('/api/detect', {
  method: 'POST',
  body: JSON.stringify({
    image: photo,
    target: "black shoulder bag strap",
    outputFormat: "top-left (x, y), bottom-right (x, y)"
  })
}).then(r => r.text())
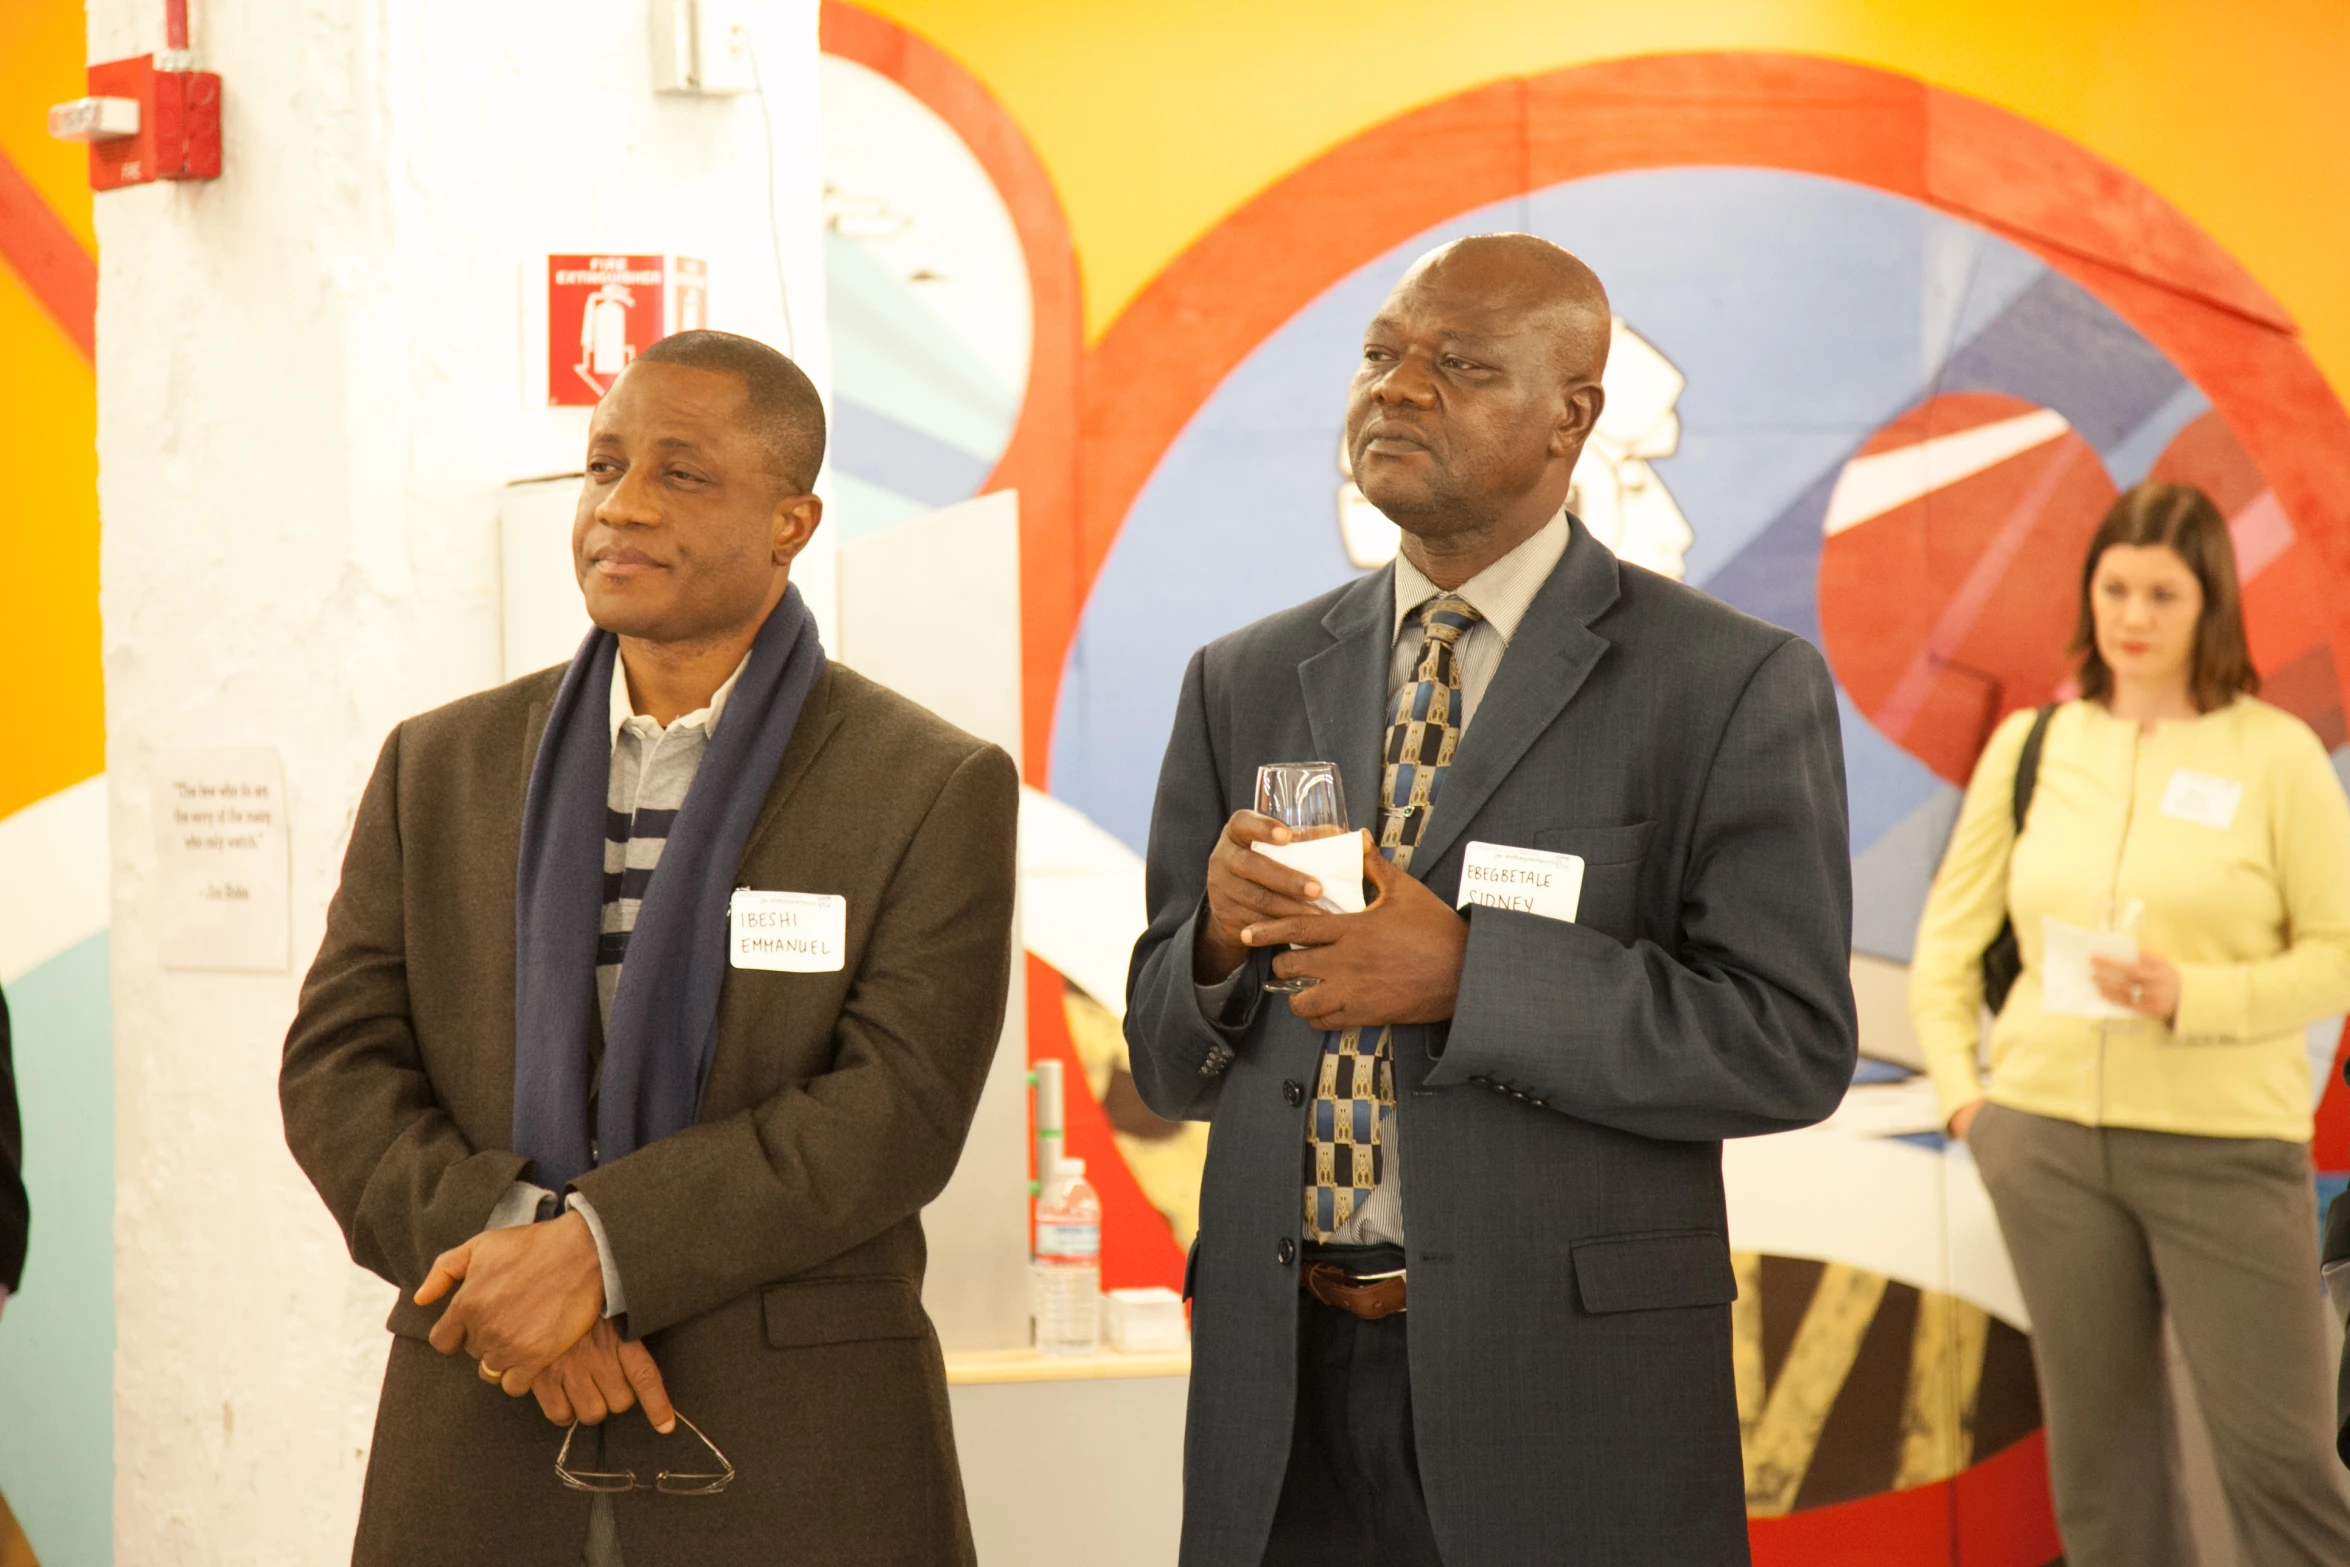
top-left (1979, 704), bottom-right (2057, 1016)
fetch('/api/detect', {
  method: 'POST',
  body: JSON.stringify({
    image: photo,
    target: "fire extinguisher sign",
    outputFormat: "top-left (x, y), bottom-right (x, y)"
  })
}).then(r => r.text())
top-left (546, 255), bottom-right (710, 405)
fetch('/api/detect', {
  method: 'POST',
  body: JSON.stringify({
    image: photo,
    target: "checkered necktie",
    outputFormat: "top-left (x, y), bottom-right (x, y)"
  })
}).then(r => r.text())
top-left (1304, 593), bottom-right (1481, 1239)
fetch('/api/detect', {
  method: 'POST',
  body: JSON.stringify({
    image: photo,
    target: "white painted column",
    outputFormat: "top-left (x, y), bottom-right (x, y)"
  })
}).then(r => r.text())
top-left (837, 492), bottom-right (1033, 1352)
top-left (92, 1), bottom-right (826, 1558)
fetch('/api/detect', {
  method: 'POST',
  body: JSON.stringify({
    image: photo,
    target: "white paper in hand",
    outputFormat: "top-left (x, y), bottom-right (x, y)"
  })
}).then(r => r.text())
top-left (1251, 831), bottom-right (1368, 914)
top-left (2039, 914), bottom-right (2138, 1019)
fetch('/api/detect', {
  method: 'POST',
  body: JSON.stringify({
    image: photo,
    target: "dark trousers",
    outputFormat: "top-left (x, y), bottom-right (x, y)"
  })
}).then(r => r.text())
top-left (1262, 1247), bottom-right (1445, 1567)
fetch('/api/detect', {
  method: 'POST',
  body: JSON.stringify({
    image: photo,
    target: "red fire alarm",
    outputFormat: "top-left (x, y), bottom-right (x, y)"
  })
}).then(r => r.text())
top-left (49, 53), bottom-right (222, 191)
top-left (546, 255), bottom-right (710, 406)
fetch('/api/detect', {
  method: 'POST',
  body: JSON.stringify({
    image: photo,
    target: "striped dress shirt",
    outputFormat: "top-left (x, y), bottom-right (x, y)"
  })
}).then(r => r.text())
top-left (484, 652), bottom-right (749, 1318)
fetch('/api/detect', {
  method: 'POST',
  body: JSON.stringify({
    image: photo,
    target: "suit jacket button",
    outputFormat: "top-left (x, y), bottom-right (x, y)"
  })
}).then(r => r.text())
top-left (1283, 1079), bottom-right (1305, 1107)
top-left (1276, 1238), bottom-right (1297, 1266)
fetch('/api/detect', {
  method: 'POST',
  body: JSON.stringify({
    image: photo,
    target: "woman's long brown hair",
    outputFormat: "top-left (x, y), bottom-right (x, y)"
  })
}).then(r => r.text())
top-left (2071, 480), bottom-right (2259, 713)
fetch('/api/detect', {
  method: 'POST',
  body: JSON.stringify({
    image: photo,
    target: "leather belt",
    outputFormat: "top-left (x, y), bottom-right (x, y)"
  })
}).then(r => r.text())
top-left (1303, 1263), bottom-right (1407, 1321)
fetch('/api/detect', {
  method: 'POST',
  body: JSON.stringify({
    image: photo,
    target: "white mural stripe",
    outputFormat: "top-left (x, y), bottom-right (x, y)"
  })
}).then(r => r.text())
top-left (1821, 406), bottom-right (2073, 537)
top-left (1725, 1125), bottom-right (2029, 1330)
top-left (1018, 785), bottom-right (1148, 1018)
top-left (2230, 486), bottom-right (2294, 582)
top-left (0, 773), bottom-right (110, 986)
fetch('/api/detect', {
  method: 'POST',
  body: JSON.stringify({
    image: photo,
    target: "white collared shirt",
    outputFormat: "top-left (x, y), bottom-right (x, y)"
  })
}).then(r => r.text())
top-left (1385, 506), bottom-right (1570, 729)
top-left (607, 649), bottom-right (746, 746)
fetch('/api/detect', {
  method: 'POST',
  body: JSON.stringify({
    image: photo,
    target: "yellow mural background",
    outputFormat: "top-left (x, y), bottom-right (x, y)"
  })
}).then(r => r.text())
top-left (1, 0), bottom-right (101, 822)
top-left (859, 0), bottom-right (2350, 414)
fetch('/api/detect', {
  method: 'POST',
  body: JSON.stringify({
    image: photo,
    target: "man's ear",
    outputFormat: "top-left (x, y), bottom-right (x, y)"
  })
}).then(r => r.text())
top-left (1552, 381), bottom-right (1605, 458)
top-left (771, 492), bottom-right (823, 565)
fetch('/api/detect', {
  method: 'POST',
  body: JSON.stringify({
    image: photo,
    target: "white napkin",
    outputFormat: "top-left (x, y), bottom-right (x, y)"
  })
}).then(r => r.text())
top-left (1251, 831), bottom-right (1368, 914)
top-left (2039, 914), bottom-right (2139, 1019)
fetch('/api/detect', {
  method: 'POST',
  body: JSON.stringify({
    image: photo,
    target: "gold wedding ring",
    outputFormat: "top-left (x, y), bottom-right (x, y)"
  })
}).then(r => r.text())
top-left (479, 1361), bottom-right (506, 1385)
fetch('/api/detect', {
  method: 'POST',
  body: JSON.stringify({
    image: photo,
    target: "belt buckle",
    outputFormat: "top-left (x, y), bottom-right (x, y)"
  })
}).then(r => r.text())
top-left (1305, 1261), bottom-right (1409, 1321)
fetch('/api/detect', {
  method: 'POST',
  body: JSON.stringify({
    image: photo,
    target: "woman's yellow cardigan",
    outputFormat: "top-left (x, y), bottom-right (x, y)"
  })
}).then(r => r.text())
top-left (1910, 696), bottom-right (2350, 1142)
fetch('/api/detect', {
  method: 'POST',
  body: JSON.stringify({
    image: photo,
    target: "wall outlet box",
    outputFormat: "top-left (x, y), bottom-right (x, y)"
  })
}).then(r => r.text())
top-left (648, 0), bottom-right (758, 96)
top-left (70, 54), bottom-right (221, 190)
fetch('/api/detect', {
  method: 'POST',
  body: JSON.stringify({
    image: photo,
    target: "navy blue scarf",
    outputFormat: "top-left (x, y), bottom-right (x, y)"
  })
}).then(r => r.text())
top-left (513, 586), bottom-right (825, 1190)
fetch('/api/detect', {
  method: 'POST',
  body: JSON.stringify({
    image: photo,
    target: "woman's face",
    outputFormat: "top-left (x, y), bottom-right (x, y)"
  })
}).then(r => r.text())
top-left (2091, 543), bottom-right (2204, 692)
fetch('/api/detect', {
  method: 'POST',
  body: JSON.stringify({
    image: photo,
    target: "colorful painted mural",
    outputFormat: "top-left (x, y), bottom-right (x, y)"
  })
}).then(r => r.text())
top-left (10, 1), bottom-right (2350, 1559)
top-left (821, 8), bottom-right (2350, 1558)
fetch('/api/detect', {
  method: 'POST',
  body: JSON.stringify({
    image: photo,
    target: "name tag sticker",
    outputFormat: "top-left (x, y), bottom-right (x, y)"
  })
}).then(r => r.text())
top-left (2160, 769), bottom-right (2243, 831)
top-left (729, 889), bottom-right (847, 972)
top-left (1457, 841), bottom-right (1584, 923)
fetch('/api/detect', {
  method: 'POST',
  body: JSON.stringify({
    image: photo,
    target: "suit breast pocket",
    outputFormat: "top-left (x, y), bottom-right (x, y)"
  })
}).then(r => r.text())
top-left (1533, 820), bottom-right (1655, 940)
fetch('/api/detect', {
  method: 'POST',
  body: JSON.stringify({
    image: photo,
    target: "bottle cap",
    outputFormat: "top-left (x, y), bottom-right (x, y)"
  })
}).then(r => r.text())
top-left (1058, 1157), bottom-right (1086, 1179)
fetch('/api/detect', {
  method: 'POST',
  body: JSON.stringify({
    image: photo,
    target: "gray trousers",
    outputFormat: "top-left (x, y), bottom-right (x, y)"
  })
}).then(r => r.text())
top-left (1970, 1103), bottom-right (2350, 1566)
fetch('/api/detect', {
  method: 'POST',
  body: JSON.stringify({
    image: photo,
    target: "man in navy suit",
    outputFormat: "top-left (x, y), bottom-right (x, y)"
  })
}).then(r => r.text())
top-left (1125, 234), bottom-right (1857, 1564)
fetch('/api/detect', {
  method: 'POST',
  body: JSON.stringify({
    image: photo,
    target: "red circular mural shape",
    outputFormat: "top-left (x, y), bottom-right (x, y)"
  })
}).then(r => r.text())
top-left (1057, 53), bottom-right (2350, 787)
top-left (2152, 414), bottom-right (2347, 748)
top-left (1820, 396), bottom-right (2349, 782)
top-left (1820, 393), bottom-right (2117, 784)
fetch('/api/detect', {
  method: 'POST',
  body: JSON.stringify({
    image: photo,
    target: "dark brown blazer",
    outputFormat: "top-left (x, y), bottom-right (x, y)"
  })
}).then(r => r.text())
top-left (282, 658), bottom-right (1018, 1567)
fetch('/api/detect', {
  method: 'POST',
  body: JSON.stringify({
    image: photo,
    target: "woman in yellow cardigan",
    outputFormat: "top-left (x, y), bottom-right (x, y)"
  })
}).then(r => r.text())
top-left (1911, 481), bottom-right (2350, 1566)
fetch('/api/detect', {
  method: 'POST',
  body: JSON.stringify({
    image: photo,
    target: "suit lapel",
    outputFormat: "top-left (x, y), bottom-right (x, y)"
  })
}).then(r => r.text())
top-left (1407, 518), bottom-right (1620, 875)
top-left (1298, 568), bottom-right (1397, 836)
top-left (738, 661), bottom-right (848, 870)
top-left (521, 696), bottom-right (553, 798)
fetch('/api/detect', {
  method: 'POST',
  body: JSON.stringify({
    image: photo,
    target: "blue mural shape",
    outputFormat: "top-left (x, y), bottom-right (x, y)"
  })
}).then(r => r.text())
top-left (824, 231), bottom-right (1022, 541)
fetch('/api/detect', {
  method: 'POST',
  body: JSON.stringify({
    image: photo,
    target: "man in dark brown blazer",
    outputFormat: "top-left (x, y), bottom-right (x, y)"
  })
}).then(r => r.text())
top-left (281, 330), bottom-right (1017, 1566)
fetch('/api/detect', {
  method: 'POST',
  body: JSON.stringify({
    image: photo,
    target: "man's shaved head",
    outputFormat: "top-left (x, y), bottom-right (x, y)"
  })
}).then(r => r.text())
top-left (1400, 233), bottom-right (1613, 385)
top-left (1344, 233), bottom-right (1613, 584)
top-left (635, 329), bottom-right (826, 494)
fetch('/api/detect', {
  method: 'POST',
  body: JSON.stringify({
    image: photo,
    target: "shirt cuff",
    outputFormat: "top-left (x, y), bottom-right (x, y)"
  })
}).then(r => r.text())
top-left (486, 1180), bottom-right (556, 1232)
top-left (1195, 966), bottom-right (1248, 1024)
top-left (2168, 961), bottom-right (2241, 1040)
top-left (1924, 1054), bottom-right (1986, 1130)
top-left (566, 1193), bottom-right (627, 1320)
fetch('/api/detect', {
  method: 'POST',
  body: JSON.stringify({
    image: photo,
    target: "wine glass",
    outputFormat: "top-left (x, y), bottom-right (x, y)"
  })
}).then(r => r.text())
top-left (1256, 762), bottom-right (1348, 995)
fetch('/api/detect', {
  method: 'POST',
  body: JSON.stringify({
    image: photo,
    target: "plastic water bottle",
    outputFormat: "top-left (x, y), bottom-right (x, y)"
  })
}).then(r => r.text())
top-left (1033, 1158), bottom-right (1102, 1356)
